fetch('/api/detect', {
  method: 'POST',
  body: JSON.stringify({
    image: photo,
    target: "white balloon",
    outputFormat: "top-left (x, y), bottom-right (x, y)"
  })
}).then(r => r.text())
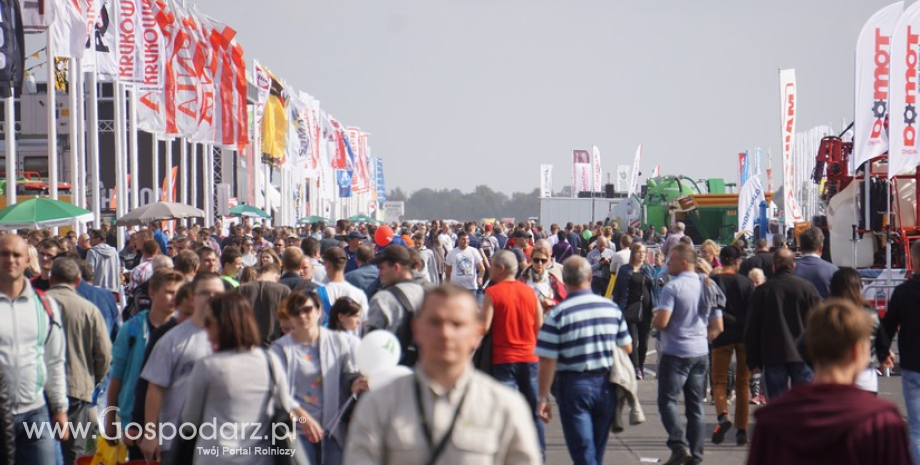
top-left (356, 330), bottom-right (402, 376)
top-left (368, 365), bottom-right (413, 391)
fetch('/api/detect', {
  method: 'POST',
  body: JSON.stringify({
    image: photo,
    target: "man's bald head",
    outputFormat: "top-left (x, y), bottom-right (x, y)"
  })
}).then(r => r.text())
top-left (773, 247), bottom-right (796, 274)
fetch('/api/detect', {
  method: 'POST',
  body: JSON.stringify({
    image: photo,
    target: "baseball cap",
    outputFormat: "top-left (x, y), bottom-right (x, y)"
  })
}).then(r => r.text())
top-left (346, 231), bottom-right (367, 240)
top-left (371, 245), bottom-right (413, 267)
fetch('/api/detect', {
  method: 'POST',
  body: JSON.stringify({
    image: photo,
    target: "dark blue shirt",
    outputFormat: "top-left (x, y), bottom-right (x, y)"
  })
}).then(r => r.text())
top-left (77, 281), bottom-right (120, 339)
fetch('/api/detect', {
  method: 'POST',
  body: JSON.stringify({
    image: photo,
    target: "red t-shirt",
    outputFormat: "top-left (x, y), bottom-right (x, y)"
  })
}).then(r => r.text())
top-left (486, 281), bottom-right (539, 364)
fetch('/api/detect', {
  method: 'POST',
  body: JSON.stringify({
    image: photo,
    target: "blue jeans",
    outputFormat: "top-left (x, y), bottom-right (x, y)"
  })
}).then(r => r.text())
top-left (299, 435), bottom-right (343, 465)
top-left (556, 372), bottom-right (616, 465)
top-left (13, 407), bottom-right (58, 465)
top-left (658, 354), bottom-right (708, 461)
top-left (491, 362), bottom-right (546, 454)
top-left (763, 362), bottom-right (813, 400)
top-left (902, 369), bottom-right (920, 464)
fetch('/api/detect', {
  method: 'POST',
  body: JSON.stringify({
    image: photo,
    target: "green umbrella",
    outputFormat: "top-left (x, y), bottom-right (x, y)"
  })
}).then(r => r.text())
top-left (0, 198), bottom-right (94, 229)
top-left (228, 204), bottom-right (271, 219)
top-left (347, 214), bottom-right (379, 224)
top-left (298, 215), bottom-right (331, 225)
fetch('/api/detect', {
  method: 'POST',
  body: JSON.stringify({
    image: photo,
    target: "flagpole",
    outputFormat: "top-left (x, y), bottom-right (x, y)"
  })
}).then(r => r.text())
top-left (165, 138), bottom-right (173, 202)
top-left (129, 89), bottom-right (139, 209)
top-left (180, 138), bottom-right (188, 225)
top-left (190, 143), bottom-right (197, 211)
top-left (4, 86), bottom-right (15, 208)
top-left (87, 70), bottom-right (101, 228)
top-left (47, 31), bottom-right (59, 206)
top-left (264, 162), bottom-right (270, 218)
top-left (204, 144), bottom-right (212, 227)
top-left (75, 60), bottom-right (86, 215)
top-left (152, 136), bottom-right (159, 201)
top-left (114, 82), bottom-right (127, 250)
top-left (68, 60), bottom-right (79, 212)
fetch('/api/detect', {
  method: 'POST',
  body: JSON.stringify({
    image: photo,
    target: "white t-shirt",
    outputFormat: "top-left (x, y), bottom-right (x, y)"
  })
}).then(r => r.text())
top-left (446, 247), bottom-right (483, 290)
top-left (439, 233), bottom-right (455, 251)
top-left (609, 249), bottom-right (632, 274)
top-left (321, 281), bottom-right (370, 334)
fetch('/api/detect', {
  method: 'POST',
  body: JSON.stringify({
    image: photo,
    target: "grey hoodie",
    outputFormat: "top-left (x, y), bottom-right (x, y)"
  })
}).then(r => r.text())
top-left (0, 282), bottom-right (68, 415)
top-left (86, 243), bottom-right (121, 292)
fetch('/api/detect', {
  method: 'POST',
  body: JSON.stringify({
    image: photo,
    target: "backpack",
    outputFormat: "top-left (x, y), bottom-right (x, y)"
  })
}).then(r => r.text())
top-left (388, 283), bottom-right (419, 366)
top-left (33, 289), bottom-right (58, 345)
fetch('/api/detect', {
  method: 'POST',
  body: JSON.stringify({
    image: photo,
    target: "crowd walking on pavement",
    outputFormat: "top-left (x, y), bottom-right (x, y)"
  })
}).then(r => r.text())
top-left (0, 217), bottom-right (915, 465)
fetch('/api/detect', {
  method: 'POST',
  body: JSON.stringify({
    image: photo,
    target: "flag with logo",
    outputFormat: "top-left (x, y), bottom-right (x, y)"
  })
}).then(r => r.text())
top-left (853, 2), bottom-right (904, 171)
top-left (540, 164), bottom-right (553, 198)
top-left (889, 1), bottom-right (920, 179)
top-left (628, 145), bottom-right (642, 196)
top-left (285, 89), bottom-right (311, 164)
top-left (376, 157), bottom-right (386, 202)
top-left (336, 169), bottom-right (353, 198)
top-left (780, 69), bottom-right (803, 226)
top-left (0, 0), bottom-right (25, 98)
top-left (572, 150), bottom-right (591, 194)
top-left (738, 175), bottom-right (765, 235)
top-left (261, 68), bottom-right (287, 165)
top-left (82, 0), bottom-right (117, 80)
top-left (50, 0), bottom-right (93, 60)
top-left (114, 0), bottom-right (164, 90)
top-left (592, 146), bottom-right (602, 192)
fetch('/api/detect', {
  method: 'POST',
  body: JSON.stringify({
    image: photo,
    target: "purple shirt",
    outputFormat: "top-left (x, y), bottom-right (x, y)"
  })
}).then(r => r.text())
top-left (552, 241), bottom-right (573, 263)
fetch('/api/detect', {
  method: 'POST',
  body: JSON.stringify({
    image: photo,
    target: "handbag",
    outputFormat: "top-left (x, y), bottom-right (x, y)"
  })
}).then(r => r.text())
top-left (263, 350), bottom-right (299, 465)
top-left (624, 295), bottom-right (644, 323)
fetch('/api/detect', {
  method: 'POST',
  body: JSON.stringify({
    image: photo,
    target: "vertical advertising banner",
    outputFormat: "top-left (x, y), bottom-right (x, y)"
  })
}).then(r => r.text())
top-left (592, 146), bottom-right (603, 192)
top-left (627, 145), bottom-right (642, 196)
top-left (376, 157), bottom-right (386, 202)
top-left (0, 0), bottom-right (25, 97)
top-left (572, 150), bottom-right (591, 194)
top-left (336, 169), bottom-right (353, 198)
top-left (738, 175), bottom-right (765, 235)
top-left (616, 164), bottom-right (630, 193)
top-left (115, 0), bottom-right (164, 90)
top-left (780, 68), bottom-right (803, 226)
top-left (540, 164), bottom-right (553, 198)
top-left (889, 1), bottom-right (920, 178)
top-left (853, 2), bottom-right (904, 171)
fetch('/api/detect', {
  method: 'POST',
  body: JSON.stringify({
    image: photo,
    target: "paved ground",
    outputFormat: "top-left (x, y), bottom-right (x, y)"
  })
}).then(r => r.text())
top-left (542, 350), bottom-right (907, 464)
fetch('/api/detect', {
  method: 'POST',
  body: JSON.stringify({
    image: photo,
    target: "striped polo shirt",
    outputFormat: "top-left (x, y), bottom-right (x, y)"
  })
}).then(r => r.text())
top-left (535, 290), bottom-right (632, 373)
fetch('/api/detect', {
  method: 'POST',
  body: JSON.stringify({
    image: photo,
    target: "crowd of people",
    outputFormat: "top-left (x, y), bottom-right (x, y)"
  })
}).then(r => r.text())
top-left (0, 216), bottom-right (916, 465)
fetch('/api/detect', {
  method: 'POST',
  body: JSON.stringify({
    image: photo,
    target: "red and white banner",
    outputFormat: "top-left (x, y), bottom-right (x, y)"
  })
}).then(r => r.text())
top-left (652, 165), bottom-right (660, 178)
top-left (889, 1), bottom-right (920, 179)
top-left (354, 132), bottom-right (371, 193)
top-left (115, 0), bottom-right (164, 90)
top-left (591, 145), bottom-right (603, 192)
top-left (573, 150), bottom-right (591, 194)
top-left (780, 68), bottom-right (803, 226)
top-left (51, 0), bottom-right (97, 60)
top-left (627, 144), bottom-right (642, 197)
top-left (854, 2), bottom-right (904, 171)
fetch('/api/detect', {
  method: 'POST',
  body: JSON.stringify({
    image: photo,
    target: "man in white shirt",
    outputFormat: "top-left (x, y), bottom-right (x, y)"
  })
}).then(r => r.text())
top-left (609, 235), bottom-right (634, 277)
top-left (446, 231), bottom-right (485, 291)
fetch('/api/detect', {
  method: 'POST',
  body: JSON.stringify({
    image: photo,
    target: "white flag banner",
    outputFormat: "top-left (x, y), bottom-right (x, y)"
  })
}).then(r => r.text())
top-left (627, 144), bottom-right (642, 196)
top-left (780, 69), bottom-right (803, 226)
top-left (21, 0), bottom-right (52, 31)
top-left (82, 0), bottom-right (118, 80)
top-left (540, 164), bottom-right (553, 198)
top-left (616, 164), bottom-right (629, 193)
top-left (652, 165), bottom-right (661, 178)
top-left (738, 175), bottom-right (765, 235)
top-left (854, 1), bottom-right (904, 171)
top-left (889, 1), bottom-right (920, 179)
top-left (286, 90), bottom-right (310, 164)
top-left (51, 0), bottom-right (93, 60)
top-left (592, 146), bottom-right (603, 192)
top-left (114, 0), bottom-right (164, 90)
top-left (573, 150), bottom-right (591, 194)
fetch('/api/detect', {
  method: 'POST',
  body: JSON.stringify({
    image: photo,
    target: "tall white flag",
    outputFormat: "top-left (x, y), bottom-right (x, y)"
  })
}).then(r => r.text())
top-left (540, 164), bottom-right (553, 198)
top-left (780, 69), bottom-right (803, 226)
top-left (627, 145), bottom-right (642, 196)
top-left (114, 0), bottom-right (164, 90)
top-left (573, 150), bottom-right (591, 194)
top-left (853, 2), bottom-right (904, 171)
top-left (51, 0), bottom-right (94, 60)
top-left (616, 165), bottom-right (629, 193)
top-left (738, 175), bottom-right (765, 235)
top-left (889, 1), bottom-right (920, 179)
top-left (592, 146), bottom-right (603, 192)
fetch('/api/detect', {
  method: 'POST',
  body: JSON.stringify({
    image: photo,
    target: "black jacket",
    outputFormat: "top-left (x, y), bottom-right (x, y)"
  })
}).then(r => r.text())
top-left (712, 273), bottom-right (754, 347)
top-left (739, 251), bottom-right (774, 279)
top-left (882, 276), bottom-right (920, 373)
top-left (745, 270), bottom-right (820, 368)
top-left (0, 369), bottom-right (13, 464)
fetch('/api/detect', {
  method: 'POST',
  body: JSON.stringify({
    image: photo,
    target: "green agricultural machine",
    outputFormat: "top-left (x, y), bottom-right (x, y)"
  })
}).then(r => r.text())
top-left (640, 176), bottom-right (770, 245)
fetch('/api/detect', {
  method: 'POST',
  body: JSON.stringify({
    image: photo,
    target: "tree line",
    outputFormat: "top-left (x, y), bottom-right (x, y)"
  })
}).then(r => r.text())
top-left (388, 185), bottom-right (542, 222)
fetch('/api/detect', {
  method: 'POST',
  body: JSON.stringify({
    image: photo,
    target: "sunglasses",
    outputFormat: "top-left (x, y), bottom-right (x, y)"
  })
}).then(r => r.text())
top-left (532, 258), bottom-right (548, 264)
top-left (288, 305), bottom-right (316, 317)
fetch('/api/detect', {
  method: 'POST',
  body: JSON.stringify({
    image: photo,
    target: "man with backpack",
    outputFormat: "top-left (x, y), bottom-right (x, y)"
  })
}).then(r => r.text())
top-left (0, 235), bottom-right (68, 464)
top-left (366, 245), bottom-right (425, 365)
